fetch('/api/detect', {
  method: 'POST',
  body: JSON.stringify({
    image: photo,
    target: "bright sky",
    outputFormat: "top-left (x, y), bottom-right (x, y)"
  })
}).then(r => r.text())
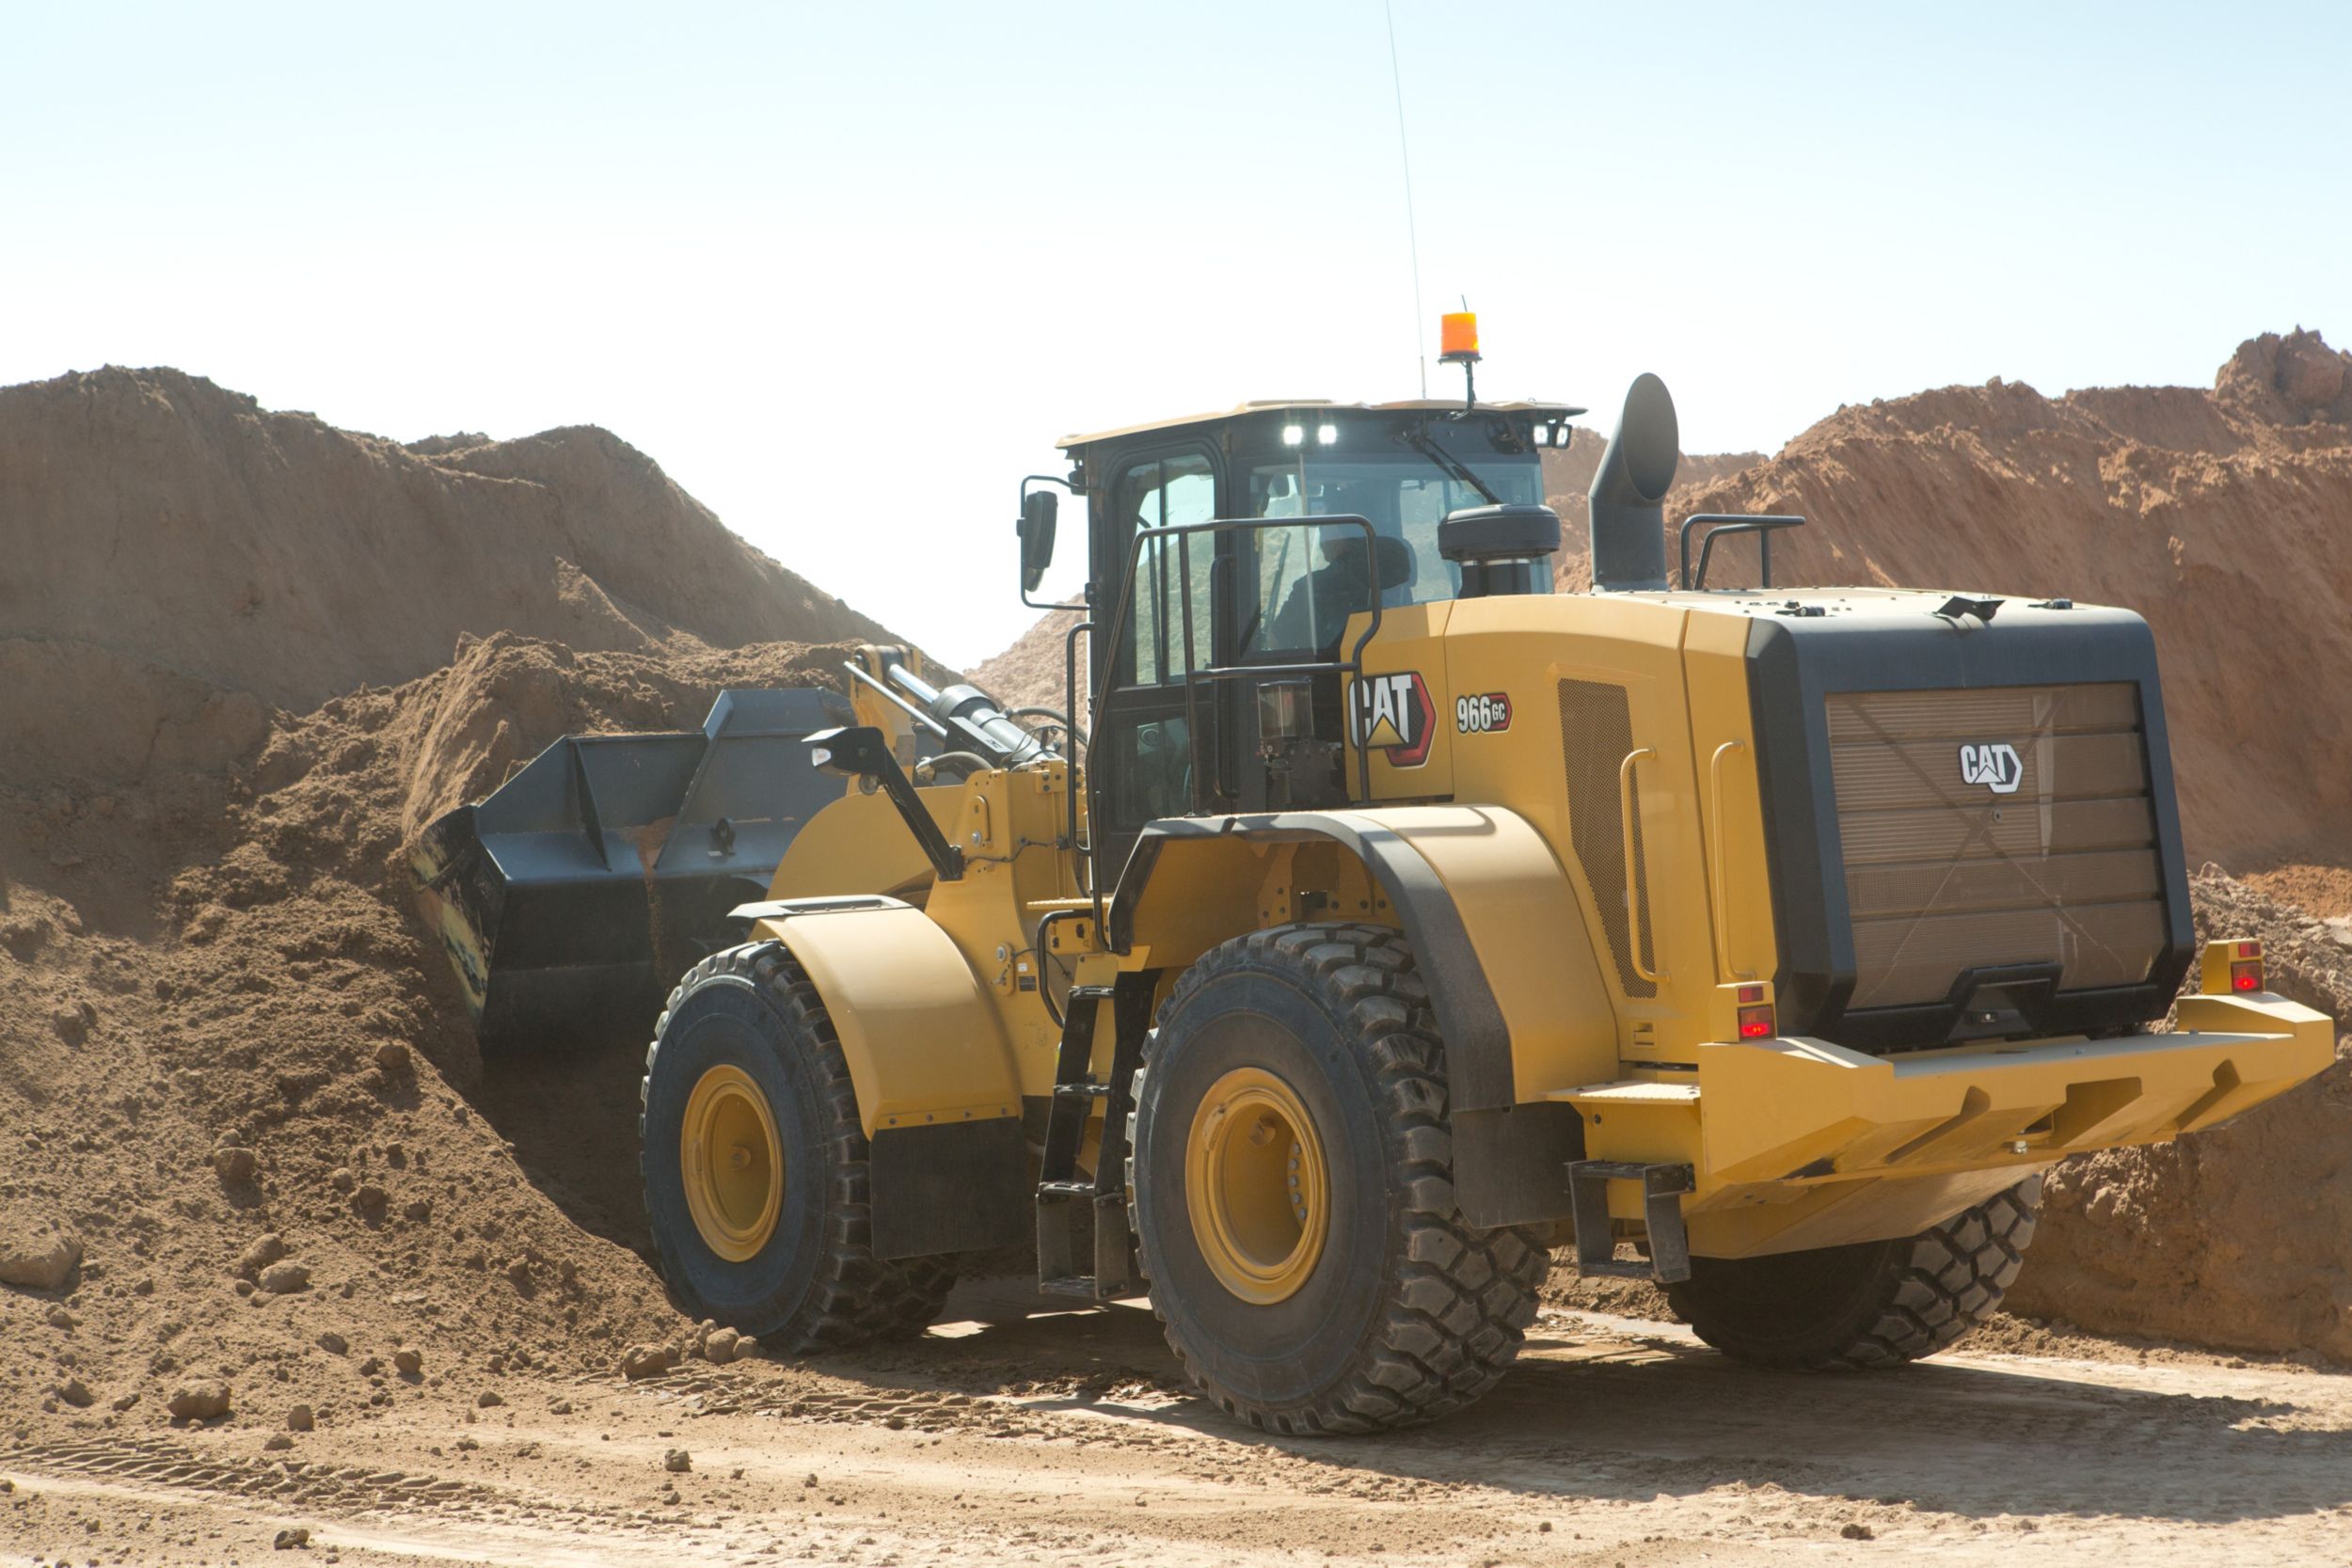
top-left (6, 2), bottom-right (2344, 665)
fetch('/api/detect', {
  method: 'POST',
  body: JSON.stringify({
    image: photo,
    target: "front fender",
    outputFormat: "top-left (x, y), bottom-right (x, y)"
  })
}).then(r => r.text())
top-left (735, 895), bottom-right (1026, 1259)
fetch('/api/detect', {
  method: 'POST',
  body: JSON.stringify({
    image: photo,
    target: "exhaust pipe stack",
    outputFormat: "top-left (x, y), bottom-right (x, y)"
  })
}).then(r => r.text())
top-left (1586, 372), bottom-right (1680, 593)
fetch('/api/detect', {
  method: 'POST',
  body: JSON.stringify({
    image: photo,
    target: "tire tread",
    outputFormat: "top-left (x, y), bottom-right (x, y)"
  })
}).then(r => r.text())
top-left (1136, 922), bottom-right (1549, 1434)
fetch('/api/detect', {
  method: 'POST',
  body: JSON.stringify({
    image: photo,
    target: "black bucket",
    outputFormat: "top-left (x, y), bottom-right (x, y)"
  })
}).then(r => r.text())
top-left (409, 688), bottom-right (852, 1050)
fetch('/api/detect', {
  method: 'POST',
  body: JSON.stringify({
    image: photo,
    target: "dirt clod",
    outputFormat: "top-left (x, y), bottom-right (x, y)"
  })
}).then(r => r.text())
top-left (239, 1233), bottom-right (289, 1277)
top-left (288, 1403), bottom-right (314, 1431)
top-left (623, 1343), bottom-right (676, 1382)
top-left (663, 1448), bottom-right (691, 1473)
top-left (273, 1527), bottom-right (310, 1550)
top-left (392, 1348), bottom-right (421, 1377)
top-left (167, 1380), bottom-right (231, 1421)
top-left (0, 1213), bottom-right (83, 1291)
top-left (259, 1262), bottom-right (311, 1294)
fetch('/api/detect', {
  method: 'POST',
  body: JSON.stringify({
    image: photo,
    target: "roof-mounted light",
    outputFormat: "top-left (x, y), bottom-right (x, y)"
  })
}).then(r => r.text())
top-left (1316, 423), bottom-right (1338, 446)
top-left (1281, 424), bottom-right (1305, 447)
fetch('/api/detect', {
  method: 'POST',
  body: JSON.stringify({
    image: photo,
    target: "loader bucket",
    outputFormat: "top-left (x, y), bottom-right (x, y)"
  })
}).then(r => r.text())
top-left (409, 687), bottom-right (853, 1050)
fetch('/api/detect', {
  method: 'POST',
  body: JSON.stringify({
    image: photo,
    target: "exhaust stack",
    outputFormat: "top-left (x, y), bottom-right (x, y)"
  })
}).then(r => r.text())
top-left (1586, 372), bottom-right (1679, 592)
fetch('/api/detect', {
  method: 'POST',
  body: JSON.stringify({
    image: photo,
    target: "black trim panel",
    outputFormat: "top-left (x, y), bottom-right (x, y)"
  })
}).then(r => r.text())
top-left (868, 1117), bottom-right (1029, 1260)
top-left (1746, 603), bottom-right (2195, 1050)
top-left (1108, 812), bottom-right (1517, 1110)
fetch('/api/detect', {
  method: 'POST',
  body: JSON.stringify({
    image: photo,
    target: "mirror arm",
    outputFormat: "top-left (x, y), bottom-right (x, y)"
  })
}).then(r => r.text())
top-left (1019, 473), bottom-right (1087, 611)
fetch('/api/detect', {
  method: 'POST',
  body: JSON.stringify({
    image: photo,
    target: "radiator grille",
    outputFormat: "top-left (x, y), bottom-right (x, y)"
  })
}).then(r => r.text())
top-left (1558, 679), bottom-right (1656, 998)
top-left (1827, 682), bottom-right (2164, 1010)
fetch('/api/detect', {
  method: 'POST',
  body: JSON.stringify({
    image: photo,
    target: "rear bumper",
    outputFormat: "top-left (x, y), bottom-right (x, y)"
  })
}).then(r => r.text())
top-left (1553, 990), bottom-right (2334, 1258)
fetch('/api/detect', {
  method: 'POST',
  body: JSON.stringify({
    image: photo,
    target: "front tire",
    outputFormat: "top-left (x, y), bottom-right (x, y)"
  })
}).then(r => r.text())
top-left (1661, 1176), bottom-right (2042, 1370)
top-left (1131, 924), bottom-right (1549, 1434)
top-left (640, 942), bottom-right (953, 1350)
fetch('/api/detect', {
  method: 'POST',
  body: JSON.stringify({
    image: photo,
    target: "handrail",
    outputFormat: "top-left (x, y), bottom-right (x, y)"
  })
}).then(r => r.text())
top-left (1083, 514), bottom-right (1384, 945)
top-left (1062, 616), bottom-right (1093, 891)
top-left (1617, 747), bottom-right (1664, 984)
top-left (1708, 740), bottom-right (1755, 982)
top-left (1677, 514), bottom-right (1806, 591)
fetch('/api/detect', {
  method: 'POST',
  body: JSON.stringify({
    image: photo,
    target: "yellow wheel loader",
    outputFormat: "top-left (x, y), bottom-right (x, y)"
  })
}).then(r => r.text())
top-left (420, 335), bottom-right (2333, 1433)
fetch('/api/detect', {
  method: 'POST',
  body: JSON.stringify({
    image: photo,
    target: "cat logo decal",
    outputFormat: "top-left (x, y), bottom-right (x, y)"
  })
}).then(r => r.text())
top-left (1350, 671), bottom-right (1437, 768)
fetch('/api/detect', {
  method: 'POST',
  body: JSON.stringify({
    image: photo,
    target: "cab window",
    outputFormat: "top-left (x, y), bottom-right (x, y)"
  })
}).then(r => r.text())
top-left (1115, 453), bottom-right (1216, 685)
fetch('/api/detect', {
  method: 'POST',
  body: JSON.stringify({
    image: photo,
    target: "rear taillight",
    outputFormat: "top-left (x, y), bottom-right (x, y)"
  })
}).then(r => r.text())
top-left (2201, 938), bottom-right (2266, 996)
top-left (1735, 983), bottom-right (1775, 1039)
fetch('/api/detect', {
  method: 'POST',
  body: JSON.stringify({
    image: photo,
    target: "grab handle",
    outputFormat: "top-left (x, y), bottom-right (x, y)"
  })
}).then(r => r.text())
top-left (1708, 740), bottom-right (1756, 981)
top-left (1617, 747), bottom-right (1664, 984)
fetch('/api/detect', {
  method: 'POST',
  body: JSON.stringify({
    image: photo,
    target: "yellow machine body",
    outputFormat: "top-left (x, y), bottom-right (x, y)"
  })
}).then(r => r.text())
top-left (755, 583), bottom-right (2332, 1261)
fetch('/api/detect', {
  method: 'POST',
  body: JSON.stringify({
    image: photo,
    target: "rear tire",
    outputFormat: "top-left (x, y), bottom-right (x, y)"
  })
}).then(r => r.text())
top-left (640, 942), bottom-right (953, 1350)
top-left (1131, 924), bottom-right (1549, 1434)
top-left (1661, 1176), bottom-right (2042, 1370)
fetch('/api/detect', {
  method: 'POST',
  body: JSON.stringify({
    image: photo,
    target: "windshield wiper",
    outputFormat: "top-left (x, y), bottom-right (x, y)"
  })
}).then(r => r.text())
top-left (1401, 424), bottom-right (1502, 506)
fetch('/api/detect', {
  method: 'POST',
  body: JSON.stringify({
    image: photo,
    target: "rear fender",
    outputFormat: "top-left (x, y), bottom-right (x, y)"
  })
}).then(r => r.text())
top-left (1109, 807), bottom-right (1620, 1227)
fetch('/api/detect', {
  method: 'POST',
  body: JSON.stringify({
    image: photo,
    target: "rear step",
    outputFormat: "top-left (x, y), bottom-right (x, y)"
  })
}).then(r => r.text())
top-left (1035, 976), bottom-right (1155, 1301)
top-left (1565, 1160), bottom-right (1695, 1284)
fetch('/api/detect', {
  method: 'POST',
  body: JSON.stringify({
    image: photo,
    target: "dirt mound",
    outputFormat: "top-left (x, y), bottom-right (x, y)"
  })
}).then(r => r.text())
top-left (0, 366), bottom-right (895, 710)
top-left (2008, 870), bottom-right (2352, 1359)
top-left (0, 632), bottom-right (866, 1425)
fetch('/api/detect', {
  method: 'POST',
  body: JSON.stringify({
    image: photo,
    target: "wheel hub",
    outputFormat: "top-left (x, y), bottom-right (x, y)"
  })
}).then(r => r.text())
top-left (1185, 1067), bottom-right (1329, 1305)
top-left (681, 1064), bottom-right (784, 1261)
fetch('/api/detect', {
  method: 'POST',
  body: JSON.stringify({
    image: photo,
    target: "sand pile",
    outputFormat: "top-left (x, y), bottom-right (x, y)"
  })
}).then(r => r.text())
top-left (0, 367), bottom-right (913, 1431)
top-left (2008, 870), bottom-right (2352, 1358)
top-left (0, 630), bottom-right (865, 1427)
top-left (0, 366), bottom-right (893, 711)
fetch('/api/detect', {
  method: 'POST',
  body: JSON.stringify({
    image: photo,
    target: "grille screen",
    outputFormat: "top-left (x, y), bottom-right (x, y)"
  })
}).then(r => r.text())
top-left (1827, 683), bottom-right (2164, 1009)
top-left (1558, 679), bottom-right (1657, 998)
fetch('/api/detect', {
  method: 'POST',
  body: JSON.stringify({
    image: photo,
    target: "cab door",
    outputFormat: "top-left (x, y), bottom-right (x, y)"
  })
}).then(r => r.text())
top-left (1090, 444), bottom-right (1221, 874)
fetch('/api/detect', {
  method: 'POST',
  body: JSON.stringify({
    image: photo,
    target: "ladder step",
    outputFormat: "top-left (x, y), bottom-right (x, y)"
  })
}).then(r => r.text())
top-left (1037, 1275), bottom-right (1100, 1298)
top-left (1067, 984), bottom-right (1119, 1001)
top-left (1053, 1082), bottom-right (1110, 1100)
top-left (1037, 1180), bottom-right (1099, 1200)
top-left (1565, 1159), bottom-right (1695, 1285)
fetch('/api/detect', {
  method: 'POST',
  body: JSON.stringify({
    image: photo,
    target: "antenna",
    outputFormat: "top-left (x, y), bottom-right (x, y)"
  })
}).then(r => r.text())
top-left (1383, 0), bottom-right (1426, 399)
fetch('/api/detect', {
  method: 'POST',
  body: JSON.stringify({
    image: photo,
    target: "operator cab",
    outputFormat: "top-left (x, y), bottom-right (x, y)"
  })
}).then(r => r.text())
top-left (1039, 397), bottom-right (1580, 868)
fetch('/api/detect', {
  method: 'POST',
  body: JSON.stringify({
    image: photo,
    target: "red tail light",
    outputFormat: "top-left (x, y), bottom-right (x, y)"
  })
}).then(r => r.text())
top-left (1737, 1004), bottom-right (1776, 1039)
top-left (2231, 959), bottom-right (2265, 992)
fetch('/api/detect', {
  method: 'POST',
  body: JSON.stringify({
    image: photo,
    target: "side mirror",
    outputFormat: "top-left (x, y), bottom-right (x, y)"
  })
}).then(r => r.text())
top-left (1018, 490), bottom-right (1058, 594)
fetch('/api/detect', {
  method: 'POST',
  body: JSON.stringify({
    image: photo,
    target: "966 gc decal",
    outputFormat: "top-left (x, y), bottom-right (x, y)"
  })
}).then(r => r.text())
top-left (1455, 691), bottom-right (1512, 735)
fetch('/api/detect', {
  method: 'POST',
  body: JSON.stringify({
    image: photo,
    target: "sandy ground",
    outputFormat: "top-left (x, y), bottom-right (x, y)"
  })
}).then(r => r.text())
top-left (8, 1283), bottom-right (2350, 1568)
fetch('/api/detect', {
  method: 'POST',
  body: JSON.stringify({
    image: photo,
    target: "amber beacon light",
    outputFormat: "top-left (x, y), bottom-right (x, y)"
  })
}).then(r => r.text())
top-left (1439, 309), bottom-right (1480, 363)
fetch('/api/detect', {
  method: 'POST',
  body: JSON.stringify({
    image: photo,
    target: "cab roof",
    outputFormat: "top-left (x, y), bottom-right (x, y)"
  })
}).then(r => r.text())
top-left (1056, 398), bottom-right (1586, 451)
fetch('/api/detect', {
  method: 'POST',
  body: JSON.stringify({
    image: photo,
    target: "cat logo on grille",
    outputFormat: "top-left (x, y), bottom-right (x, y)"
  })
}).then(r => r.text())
top-left (1350, 671), bottom-right (1436, 768)
top-left (1958, 741), bottom-right (2024, 795)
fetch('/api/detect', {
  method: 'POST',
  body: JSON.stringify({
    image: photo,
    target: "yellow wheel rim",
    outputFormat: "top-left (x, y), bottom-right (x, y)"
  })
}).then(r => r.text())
top-left (680, 1064), bottom-right (784, 1262)
top-left (1185, 1067), bottom-right (1329, 1305)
